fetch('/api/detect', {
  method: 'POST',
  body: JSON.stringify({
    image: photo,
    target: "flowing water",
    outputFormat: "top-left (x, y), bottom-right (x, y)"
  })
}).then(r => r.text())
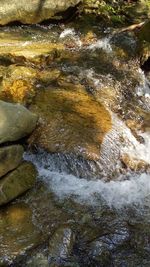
top-left (0, 17), bottom-right (150, 267)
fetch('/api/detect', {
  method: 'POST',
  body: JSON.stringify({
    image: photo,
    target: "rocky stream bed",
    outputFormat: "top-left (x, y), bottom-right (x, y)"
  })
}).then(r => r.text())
top-left (0, 1), bottom-right (150, 266)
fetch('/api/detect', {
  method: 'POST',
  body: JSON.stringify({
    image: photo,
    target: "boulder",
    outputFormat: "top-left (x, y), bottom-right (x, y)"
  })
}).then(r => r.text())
top-left (0, 100), bottom-right (38, 144)
top-left (0, 145), bottom-right (24, 178)
top-left (0, 0), bottom-right (81, 25)
top-left (0, 161), bottom-right (37, 206)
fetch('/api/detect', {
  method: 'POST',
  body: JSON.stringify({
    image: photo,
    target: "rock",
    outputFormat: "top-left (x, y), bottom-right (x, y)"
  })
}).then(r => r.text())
top-left (28, 88), bottom-right (112, 161)
top-left (25, 253), bottom-right (49, 267)
top-left (0, 161), bottom-right (37, 206)
top-left (121, 153), bottom-right (150, 172)
top-left (138, 20), bottom-right (150, 43)
top-left (0, 65), bottom-right (37, 104)
top-left (0, 203), bottom-right (43, 266)
top-left (0, 0), bottom-right (81, 25)
top-left (0, 100), bottom-right (38, 144)
top-left (0, 145), bottom-right (24, 178)
top-left (48, 227), bottom-right (75, 265)
top-left (0, 65), bottom-right (61, 104)
top-left (88, 240), bottom-right (112, 266)
top-left (137, 20), bottom-right (150, 68)
top-left (0, 38), bottom-right (64, 66)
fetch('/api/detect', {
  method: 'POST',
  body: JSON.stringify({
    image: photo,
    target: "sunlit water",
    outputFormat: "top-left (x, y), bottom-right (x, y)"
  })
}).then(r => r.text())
top-left (24, 27), bottom-right (150, 212)
top-left (24, 111), bottom-right (150, 210)
top-left (24, 150), bottom-right (150, 209)
top-left (1, 22), bottom-right (150, 266)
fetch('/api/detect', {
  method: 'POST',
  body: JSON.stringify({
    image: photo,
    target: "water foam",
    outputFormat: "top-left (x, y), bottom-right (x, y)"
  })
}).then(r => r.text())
top-left (59, 28), bottom-right (112, 52)
top-left (24, 150), bottom-right (150, 209)
top-left (59, 28), bottom-right (82, 47)
top-left (87, 37), bottom-right (112, 52)
top-left (24, 111), bottom-right (150, 210)
top-left (136, 69), bottom-right (150, 99)
top-left (59, 28), bottom-right (76, 39)
top-left (123, 132), bottom-right (150, 164)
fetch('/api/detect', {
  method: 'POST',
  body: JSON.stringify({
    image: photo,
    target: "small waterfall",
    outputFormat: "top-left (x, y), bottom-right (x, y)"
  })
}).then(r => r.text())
top-left (24, 25), bottom-right (150, 210)
top-left (24, 151), bottom-right (150, 209)
top-left (24, 110), bottom-right (150, 209)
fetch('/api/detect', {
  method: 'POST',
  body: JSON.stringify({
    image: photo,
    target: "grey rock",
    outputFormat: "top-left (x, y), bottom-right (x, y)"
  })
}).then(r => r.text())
top-left (0, 100), bottom-right (38, 144)
top-left (49, 227), bottom-right (75, 265)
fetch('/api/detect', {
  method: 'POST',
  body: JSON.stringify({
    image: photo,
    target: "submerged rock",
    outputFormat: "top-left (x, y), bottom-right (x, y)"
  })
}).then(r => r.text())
top-left (48, 227), bottom-right (75, 265)
top-left (0, 203), bottom-right (42, 266)
top-left (0, 145), bottom-right (24, 178)
top-left (0, 161), bottom-right (37, 206)
top-left (0, 0), bottom-right (81, 25)
top-left (28, 88), bottom-right (112, 161)
top-left (0, 100), bottom-right (38, 144)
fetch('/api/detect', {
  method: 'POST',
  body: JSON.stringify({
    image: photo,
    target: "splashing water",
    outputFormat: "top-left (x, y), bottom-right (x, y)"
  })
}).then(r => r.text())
top-left (59, 28), bottom-right (112, 52)
top-left (136, 69), bottom-right (150, 99)
top-left (24, 114), bottom-right (150, 210)
top-left (59, 28), bottom-right (82, 47)
top-left (87, 37), bottom-right (112, 52)
top-left (59, 28), bottom-right (76, 39)
top-left (24, 151), bottom-right (150, 209)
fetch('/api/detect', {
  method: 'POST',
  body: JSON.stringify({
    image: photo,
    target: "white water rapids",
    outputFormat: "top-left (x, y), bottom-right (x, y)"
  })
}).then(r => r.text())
top-left (24, 115), bottom-right (150, 209)
top-left (24, 149), bottom-right (150, 209)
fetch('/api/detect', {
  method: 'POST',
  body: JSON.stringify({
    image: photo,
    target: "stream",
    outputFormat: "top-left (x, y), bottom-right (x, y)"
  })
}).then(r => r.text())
top-left (0, 16), bottom-right (150, 267)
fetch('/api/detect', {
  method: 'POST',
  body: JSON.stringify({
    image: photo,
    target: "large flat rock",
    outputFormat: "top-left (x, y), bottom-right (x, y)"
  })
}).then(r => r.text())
top-left (28, 88), bottom-right (112, 161)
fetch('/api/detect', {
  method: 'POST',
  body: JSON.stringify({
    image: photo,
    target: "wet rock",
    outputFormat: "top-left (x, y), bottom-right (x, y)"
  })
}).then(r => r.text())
top-left (0, 100), bottom-right (38, 144)
top-left (0, 29), bottom-right (64, 66)
top-left (139, 20), bottom-right (150, 43)
top-left (0, 65), bottom-right (62, 104)
top-left (121, 153), bottom-right (150, 172)
top-left (38, 69), bottom-right (61, 86)
top-left (88, 240), bottom-right (112, 266)
top-left (25, 252), bottom-right (49, 267)
top-left (0, 0), bottom-right (81, 25)
top-left (0, 161), bottom-right (37, 206)
top-left (48, 227), bottom-right (75, 265)
top-left (0, 65), bottom-right (37, 104)
top-left (28, 88), bottom-right (112, 161)
top-left (0, 145), bottom-right (24, 178)
top-left (137, 20), bottom-right (150, 68)
top-left (0, 203), bottom-right (43, 266)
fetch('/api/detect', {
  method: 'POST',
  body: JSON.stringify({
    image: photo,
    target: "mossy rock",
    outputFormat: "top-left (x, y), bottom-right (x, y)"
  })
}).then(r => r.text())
top-left (0, 161), bottom-right (37, 206)
top-left (0, 145), bottom-right (24, 178)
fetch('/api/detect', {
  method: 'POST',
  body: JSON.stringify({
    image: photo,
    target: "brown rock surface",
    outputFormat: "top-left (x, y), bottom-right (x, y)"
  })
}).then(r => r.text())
top-left (28, 87), bottom-right (112, 160)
